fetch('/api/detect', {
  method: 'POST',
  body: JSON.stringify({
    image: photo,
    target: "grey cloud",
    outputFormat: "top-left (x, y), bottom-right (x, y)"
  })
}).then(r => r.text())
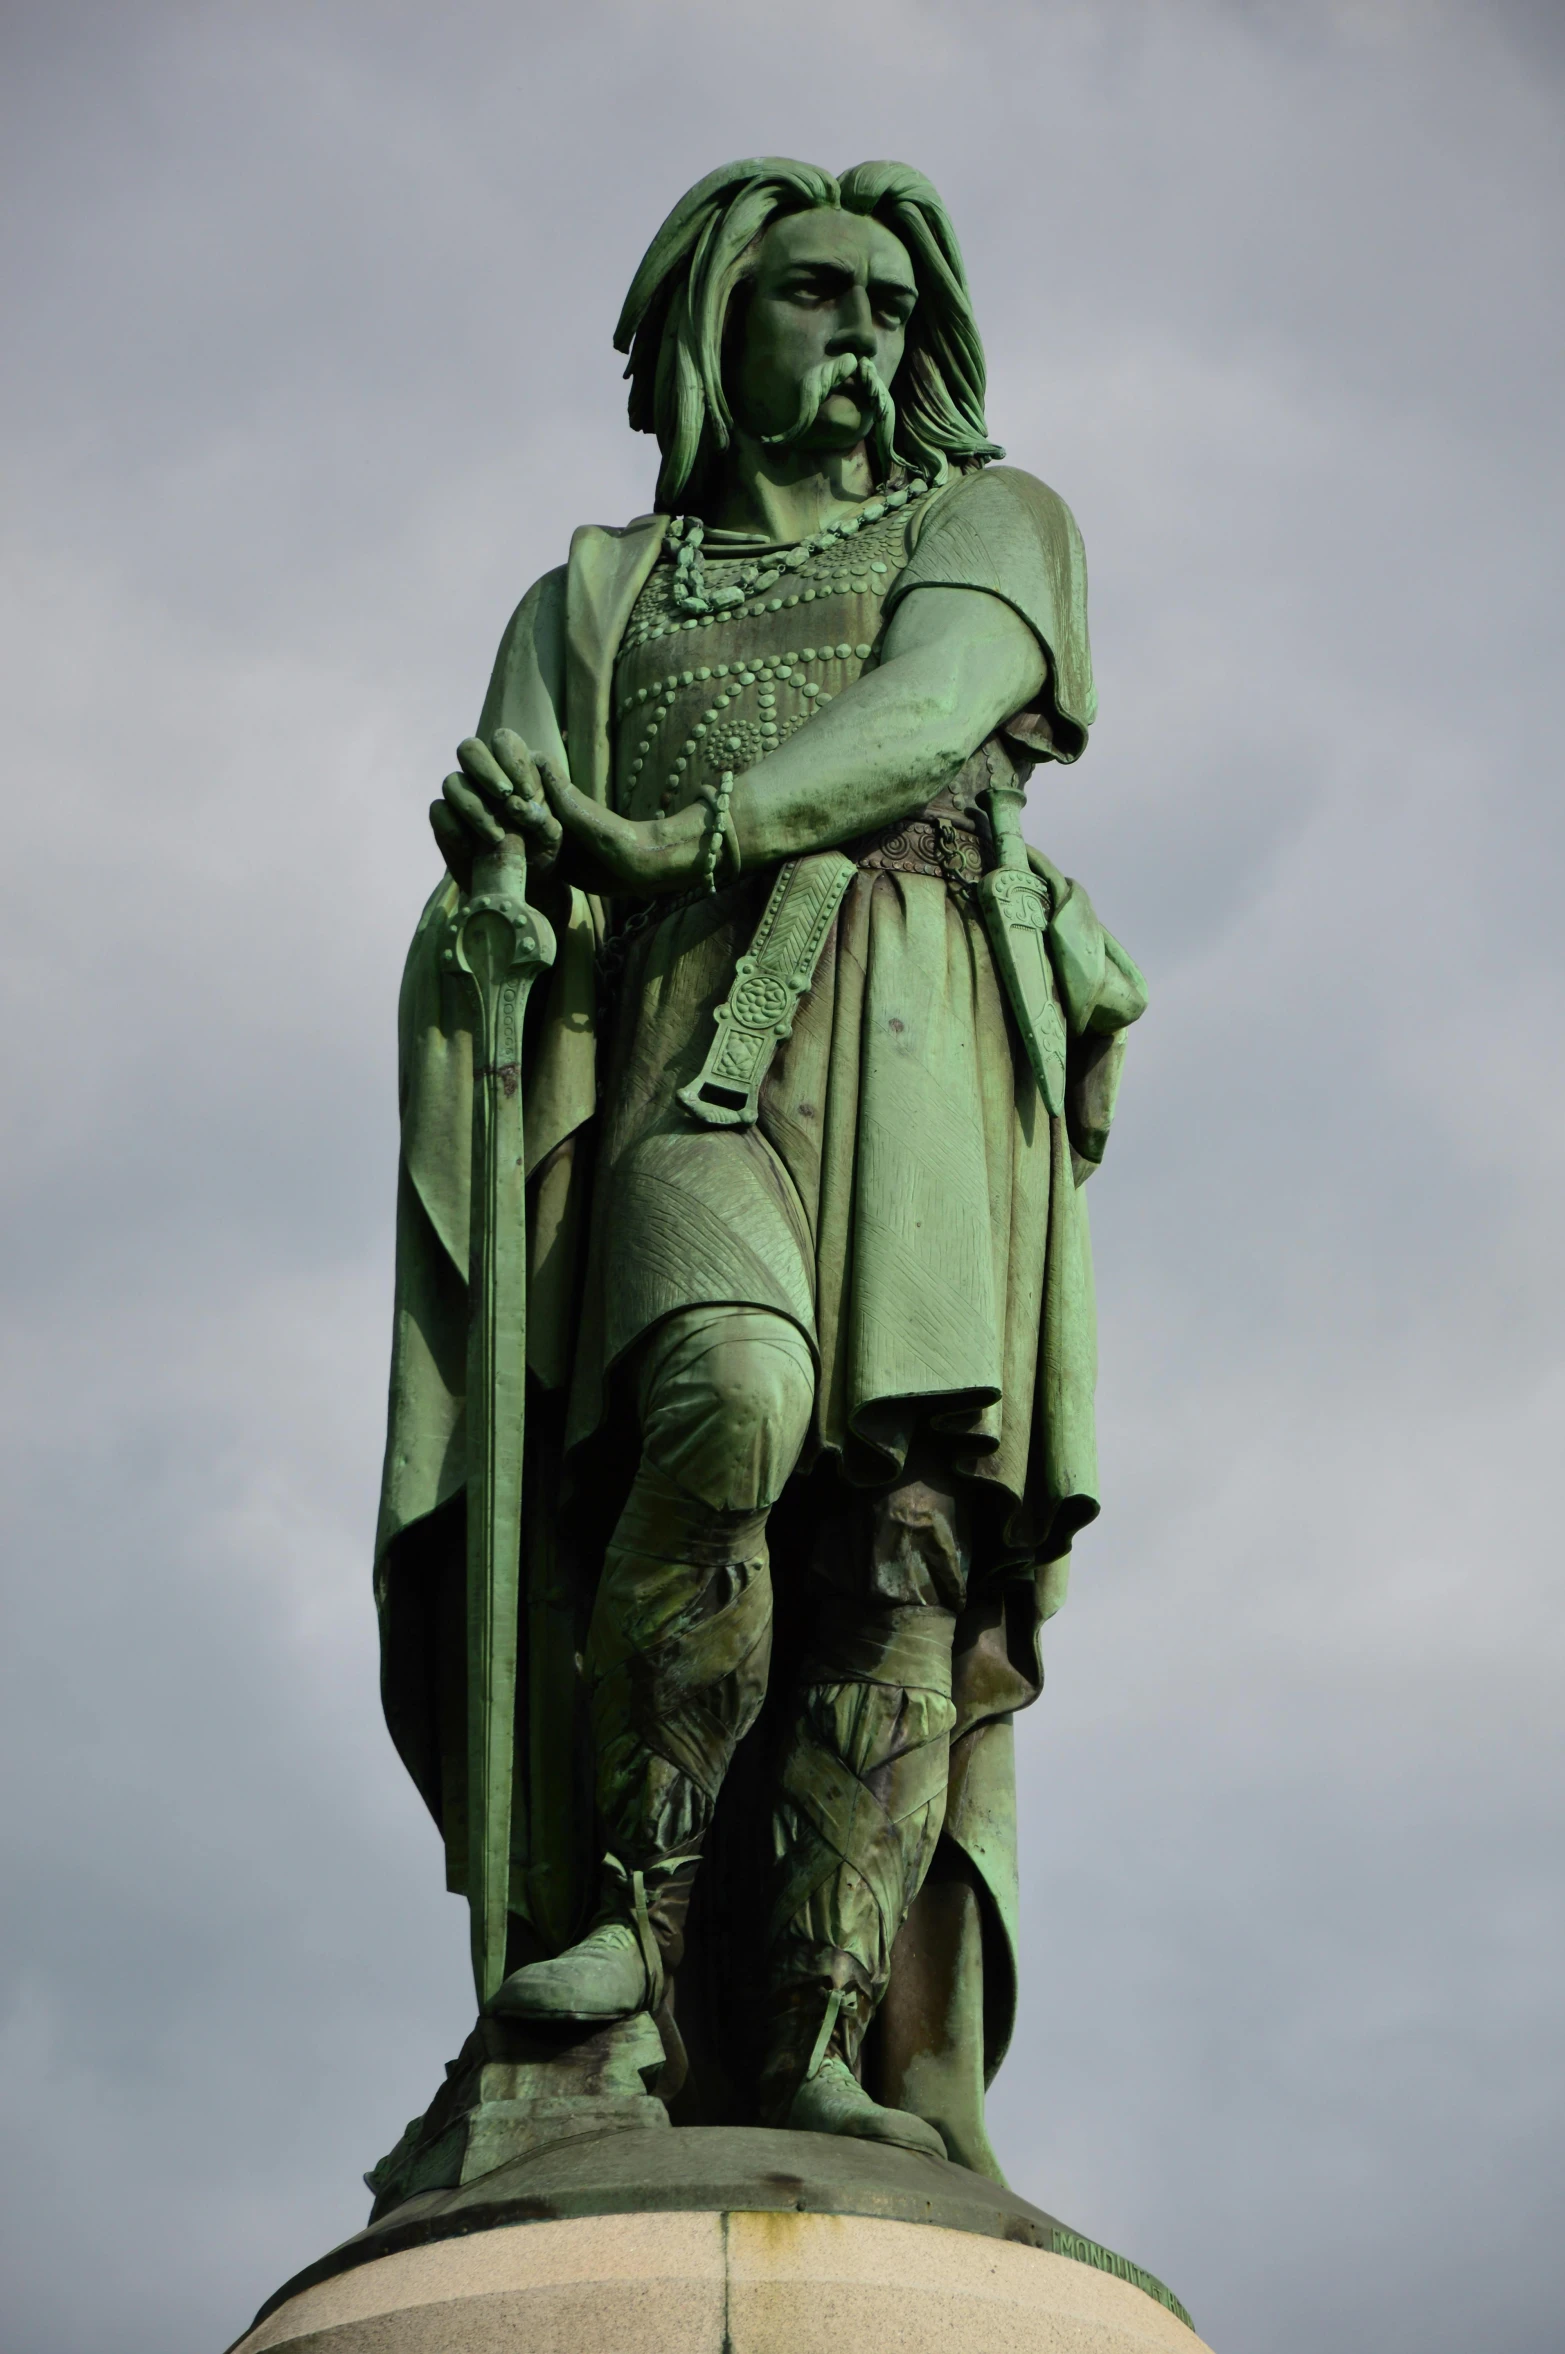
top-left (0, 3), bottom-right (1560, 2349)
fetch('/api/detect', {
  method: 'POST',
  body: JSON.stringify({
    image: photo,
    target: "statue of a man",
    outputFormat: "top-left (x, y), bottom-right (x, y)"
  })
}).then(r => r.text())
top-left (375, 157), bottom-right (1145, 2180)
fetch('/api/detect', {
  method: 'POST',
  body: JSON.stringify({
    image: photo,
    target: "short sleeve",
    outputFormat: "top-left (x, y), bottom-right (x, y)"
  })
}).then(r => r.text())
top-left (887, 466), bottom-right (1096, 762)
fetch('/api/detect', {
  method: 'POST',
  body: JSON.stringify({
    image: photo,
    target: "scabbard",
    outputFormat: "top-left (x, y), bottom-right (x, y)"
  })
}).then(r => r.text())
top-left (976, 789), bottom-right (1068, 1118)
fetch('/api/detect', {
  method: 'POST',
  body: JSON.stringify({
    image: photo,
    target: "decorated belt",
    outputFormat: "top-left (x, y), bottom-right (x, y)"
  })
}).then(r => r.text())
top-left (846, 809), bottom-right (987, 889)
top-left (600, 806), bottom-right (984, 996)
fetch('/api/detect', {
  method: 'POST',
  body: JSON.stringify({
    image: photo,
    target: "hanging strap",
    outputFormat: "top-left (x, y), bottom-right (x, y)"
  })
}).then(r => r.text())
top-left (804, 1987), bottom-right (844, 2083)
top-left (628, 1869), bottom-right (662, 2007)
top-left (602, 1851), bottom-right (702, 2008)
top-left (678, 851), bottom-right (857, 1127)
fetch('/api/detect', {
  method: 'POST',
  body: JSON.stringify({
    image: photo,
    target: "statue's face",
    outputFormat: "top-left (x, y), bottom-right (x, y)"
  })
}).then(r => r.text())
top-left (728, 207), bottom-right (917, 452)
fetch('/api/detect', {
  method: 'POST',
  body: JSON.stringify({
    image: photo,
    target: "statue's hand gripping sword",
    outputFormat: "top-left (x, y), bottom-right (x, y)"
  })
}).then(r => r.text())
top-left (978, 779), bottom-right (1068, 1119)
top-left (450, 832), bottom-right (556, 2007)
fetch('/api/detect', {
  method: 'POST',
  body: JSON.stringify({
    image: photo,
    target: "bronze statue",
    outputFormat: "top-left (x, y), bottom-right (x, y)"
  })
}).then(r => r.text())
top-left (374, 157), bottom-right (1146, 2187)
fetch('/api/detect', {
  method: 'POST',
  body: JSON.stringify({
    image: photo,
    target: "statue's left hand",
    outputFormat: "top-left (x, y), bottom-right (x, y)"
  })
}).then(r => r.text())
top-left (431, 733), bottom-right (565, 895)
top-left (534, 752), bottom-right (707, 898)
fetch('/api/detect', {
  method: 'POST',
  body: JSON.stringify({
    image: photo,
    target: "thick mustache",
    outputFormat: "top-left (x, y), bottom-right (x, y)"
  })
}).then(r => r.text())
top-left (761, 352), bottom-right (897, 463)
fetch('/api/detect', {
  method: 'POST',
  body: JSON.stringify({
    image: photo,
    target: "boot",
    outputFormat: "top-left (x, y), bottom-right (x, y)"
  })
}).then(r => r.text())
top-left (788, 2056), bottom-right (947, 2160)
top-left (487, 1851), bottom-right (700, 2024)
top-left (760, 1963), bottom-right (947, 2161)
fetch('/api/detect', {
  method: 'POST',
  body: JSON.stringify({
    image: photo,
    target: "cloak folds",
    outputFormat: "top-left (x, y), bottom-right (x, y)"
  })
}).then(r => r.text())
top-left (374, 471), bottom-right (1146, 2174)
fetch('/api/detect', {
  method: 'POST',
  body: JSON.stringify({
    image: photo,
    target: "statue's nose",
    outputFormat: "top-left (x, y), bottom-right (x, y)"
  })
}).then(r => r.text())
top-left (828, 289), bottom-right (878, 358)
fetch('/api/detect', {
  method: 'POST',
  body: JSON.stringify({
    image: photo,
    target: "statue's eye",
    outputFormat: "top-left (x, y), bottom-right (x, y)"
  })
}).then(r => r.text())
top-left (871, 289), bottom-right (915, 327)
top-left (784, 270), bottom-right (845, 307)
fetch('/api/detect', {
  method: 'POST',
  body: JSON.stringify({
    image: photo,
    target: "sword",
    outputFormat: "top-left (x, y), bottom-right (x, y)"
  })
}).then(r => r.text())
top-left (451, 831), bottom-right (556, 2007)
top-left (977, 780), bottom-right (1067, 1118)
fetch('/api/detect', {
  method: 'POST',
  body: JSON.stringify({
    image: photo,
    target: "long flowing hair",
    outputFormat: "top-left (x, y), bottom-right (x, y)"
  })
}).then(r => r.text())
top-left (614, 158), bottom-right (1003, 512)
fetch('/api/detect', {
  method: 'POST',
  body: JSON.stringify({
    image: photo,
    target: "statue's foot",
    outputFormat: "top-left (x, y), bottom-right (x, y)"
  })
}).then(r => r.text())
top-left (486, 1920), bottom-right (650, 2023)
top-left (784, 2053), bottom-right (948, 2160)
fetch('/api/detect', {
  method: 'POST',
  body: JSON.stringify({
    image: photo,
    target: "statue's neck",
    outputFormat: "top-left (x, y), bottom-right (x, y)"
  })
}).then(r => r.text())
top-left (699, 436), bottom-right (877, 544)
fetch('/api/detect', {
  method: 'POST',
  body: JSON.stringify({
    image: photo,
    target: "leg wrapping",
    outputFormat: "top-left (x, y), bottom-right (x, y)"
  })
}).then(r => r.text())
top-left (768, 1619), bottom-right (959, 2010)
top-left (764, 1462), bottom-right (971, 2096)
top-left (586, 1305), bottom-right (814, 1867)
top-left (587, 1465), bottom-right (774, 1862)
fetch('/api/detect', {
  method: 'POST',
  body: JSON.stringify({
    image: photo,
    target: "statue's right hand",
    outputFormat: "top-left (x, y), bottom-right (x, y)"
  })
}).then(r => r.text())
top-left (429, 732), bottom-right (565, 895)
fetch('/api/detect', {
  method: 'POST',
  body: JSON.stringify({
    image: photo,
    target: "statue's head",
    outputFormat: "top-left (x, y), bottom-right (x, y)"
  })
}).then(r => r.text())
top-left (616, 159), bottom-right (1002, 512)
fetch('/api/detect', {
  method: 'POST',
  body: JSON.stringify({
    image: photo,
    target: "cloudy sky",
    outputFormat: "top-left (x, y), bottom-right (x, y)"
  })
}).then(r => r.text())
top-left (1, 4), bottom-right (1561, 2348)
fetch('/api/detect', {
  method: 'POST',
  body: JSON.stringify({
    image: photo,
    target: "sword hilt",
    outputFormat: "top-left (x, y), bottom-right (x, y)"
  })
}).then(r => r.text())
top-left (982, 781), bottom-right (1031, 873)
top-left (468, 829), bottom-right (532, 921)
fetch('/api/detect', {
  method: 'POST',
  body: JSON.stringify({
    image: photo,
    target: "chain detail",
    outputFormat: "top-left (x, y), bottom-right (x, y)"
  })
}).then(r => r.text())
top-left (665, 476), bottom-right (928, 619)
top-left (698, 768), bottom-right (738, 893)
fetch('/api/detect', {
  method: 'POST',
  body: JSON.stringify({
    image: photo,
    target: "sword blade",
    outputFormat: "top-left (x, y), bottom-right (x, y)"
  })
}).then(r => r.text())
top-left (453, 836), bottom-right (556, 2007)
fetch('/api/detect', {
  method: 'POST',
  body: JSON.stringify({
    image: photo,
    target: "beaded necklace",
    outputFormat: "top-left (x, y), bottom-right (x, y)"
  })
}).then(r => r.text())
top-left (666, 476), bottom-right (929, 619)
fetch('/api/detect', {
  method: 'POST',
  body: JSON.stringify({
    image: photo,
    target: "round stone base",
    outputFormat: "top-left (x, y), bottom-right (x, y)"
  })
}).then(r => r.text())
top-left (234, 2206), bottom-right (1212, 2352)
top-left (231, 2126), bottom-right (1204, 2351)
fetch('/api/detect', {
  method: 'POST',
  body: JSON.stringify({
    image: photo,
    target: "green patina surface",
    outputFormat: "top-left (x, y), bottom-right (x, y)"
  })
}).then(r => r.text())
top-left (374, 155), bottom-right (1148, 2198)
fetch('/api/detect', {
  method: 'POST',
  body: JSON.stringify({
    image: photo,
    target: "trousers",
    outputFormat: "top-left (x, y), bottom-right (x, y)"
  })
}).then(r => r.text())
top-left (583, 1304), bottom-right (969, 2073)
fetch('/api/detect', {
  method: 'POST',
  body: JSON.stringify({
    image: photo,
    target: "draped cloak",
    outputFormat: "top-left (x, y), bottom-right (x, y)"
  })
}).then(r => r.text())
top-left (374, 466), bottom-right (1147, 2176)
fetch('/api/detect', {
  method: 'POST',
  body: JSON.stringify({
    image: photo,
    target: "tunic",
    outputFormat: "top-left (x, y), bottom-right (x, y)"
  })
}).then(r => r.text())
top-left (567, 465), bottom-right (1125, 1578)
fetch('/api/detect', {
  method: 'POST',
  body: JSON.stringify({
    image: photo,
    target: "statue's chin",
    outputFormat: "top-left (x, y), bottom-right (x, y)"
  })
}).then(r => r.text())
top-left (818, 391), bottom-right (870, 434)
top-left (781, 406), bottom-right (872, 462)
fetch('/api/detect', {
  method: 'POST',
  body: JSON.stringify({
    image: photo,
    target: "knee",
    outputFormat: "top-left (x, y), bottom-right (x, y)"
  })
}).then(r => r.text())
top-left (638, 1308), bottom-right (815, 1513)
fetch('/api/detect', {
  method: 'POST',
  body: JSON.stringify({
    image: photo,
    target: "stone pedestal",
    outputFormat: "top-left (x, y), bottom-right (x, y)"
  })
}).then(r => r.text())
top-left (233, 2206), bottom-right (1212, 2352)
top-left (230, 2126), bottom-right (1209, 2352)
